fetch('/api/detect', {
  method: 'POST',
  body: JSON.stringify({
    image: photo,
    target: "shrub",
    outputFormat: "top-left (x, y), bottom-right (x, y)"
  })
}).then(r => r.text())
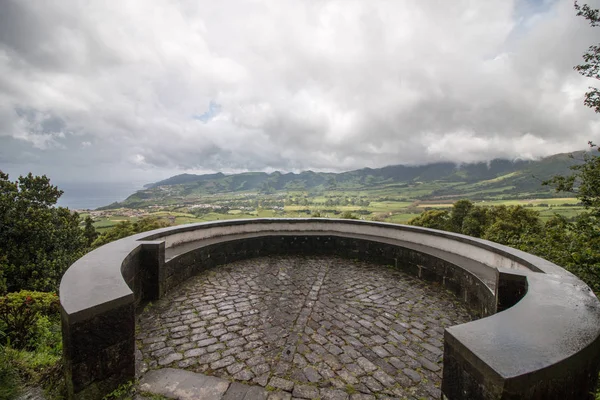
top-left (0, 333), bottom-right (21, 400)
top-left (0, 291), bottom-right (60, 349)
top-left (341, 211), bottom-right (359, 219)
top-left (0, 172), bottom-right (87, 293)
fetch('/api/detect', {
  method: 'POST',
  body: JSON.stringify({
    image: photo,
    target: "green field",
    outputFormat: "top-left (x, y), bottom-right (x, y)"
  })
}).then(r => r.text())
top-left (88, 190), bottom-right (585, 230)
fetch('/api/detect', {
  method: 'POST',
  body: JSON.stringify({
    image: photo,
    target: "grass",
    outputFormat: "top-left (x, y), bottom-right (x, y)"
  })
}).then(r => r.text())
top-left (0, 346), bottom-right (21, 400)
top-left (0, 323), bottom-right (64, 400)
top-left (90, 187), bottom-right (587, 234)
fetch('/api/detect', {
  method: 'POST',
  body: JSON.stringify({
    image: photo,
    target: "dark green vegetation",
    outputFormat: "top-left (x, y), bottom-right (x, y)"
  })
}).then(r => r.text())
top-left (0, 171), bottom-right (175, 399)
top-left (0, 172), bottom-right (83, 399)
top-left (0, 290), bottom-right (63, 399)
top-left (0, 172), bottom-right (86, 294)
top-left (409, 193), bottom-right (600, 294)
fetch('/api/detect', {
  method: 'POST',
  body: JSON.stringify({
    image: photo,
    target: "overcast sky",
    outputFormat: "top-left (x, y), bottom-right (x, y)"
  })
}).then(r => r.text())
top-left (1, 0), bottom-right (599, 183)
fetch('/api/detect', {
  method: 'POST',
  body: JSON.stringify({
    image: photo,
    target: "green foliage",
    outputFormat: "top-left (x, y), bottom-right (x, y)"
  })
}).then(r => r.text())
top-left (544, 144), bottom-right (600, 216)
top-left (448, 199), bottom-right (474, 233)
top-left (0, 303), bottom-right (63, 400)
top-left (103, 380), bottom-right (135, 400)
top-left (92, 217), bottom-right (172, 248)
top-left (2, 344), bottom-right (63, 399)
top-left (483, 205), bottom-right (543, 249)
top-left (345, 384), bottom-right (357, 395)
top-left (409, 196), bottom-right (600, 294)
top-left (0, 336), bottom-right (21, 400)
top-left (0, 291), bottom-right (60, 349)
top-left (408, 209), bottom-right (450, 230)
top-left (542, 142), bottom-right (600, 293)
top-left (574, 2), bottom-right (600, 113)
top-left (461, 206), bottom-right (488, 237)
top-left (409, 202), bottom-right (543, 249)
top-left (0, 171), bottom-right (86, 293)
top-left (0, 256), bottom-right (7, 296)
top-left (340, 211), bottom-right (359, 220)
top-left (83, 216), bottom-right (99, 247)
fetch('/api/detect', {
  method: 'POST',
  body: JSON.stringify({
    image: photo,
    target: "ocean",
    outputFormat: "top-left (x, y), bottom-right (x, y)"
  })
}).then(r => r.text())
top-left (55, 181), bottom-right (147, 210)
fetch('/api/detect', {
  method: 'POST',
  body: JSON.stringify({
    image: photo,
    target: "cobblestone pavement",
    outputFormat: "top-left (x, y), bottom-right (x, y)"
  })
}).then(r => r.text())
top-left (137, 256), bottom-right (472, 399)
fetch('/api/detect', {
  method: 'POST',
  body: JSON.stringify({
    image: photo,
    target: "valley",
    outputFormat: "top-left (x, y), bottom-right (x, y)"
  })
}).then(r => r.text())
top-left (85, 152), bottom-right (585, 232)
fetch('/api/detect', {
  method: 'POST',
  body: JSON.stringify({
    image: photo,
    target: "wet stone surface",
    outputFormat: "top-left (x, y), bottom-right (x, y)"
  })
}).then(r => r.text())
top-left (137, 256), bottom-right (472, 399)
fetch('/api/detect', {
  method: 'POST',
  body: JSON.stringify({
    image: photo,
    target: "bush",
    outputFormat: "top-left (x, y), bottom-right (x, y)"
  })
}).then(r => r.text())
top-left (0, 291), bottom-right (60, 349)
top-left (0, 336), bottom-right (21, 400)
top-left (341, 211), bottom-right (359, 219)
top-left (0, 172), bottom-right (87, 293)
top-left (0, 295), bottom-right (63, 400)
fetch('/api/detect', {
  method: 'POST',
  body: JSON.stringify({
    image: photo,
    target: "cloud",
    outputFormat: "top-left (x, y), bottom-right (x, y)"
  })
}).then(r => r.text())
top-left (0, 0), bottom-right (599, 182)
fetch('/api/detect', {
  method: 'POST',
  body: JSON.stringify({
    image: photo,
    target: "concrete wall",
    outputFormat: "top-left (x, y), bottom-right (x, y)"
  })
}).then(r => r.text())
top-left (59, 219), bottom-right (600, 399)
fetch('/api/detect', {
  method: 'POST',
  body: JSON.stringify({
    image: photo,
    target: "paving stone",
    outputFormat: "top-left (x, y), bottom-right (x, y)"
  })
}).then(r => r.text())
top-left (211, 355), bottom-right (236, 370)
top-left (197, 337), bottom-right (218, 347)
top-left (198, 352), bottom-right (221, 364)
top-left (139, 368), bottom-right (229, 400)
top-left (302, 366), bottom-right (322, 383)
top-left (227, 362), bottom-right (245, 375)
top-left (207, 343), bottom-right (226, 353)
top-left (252, 363), bottom-right (270, 375)
top-left (143, 335), bottom-right (166, 344)
top-left (152, 347), bottom-right (175, 358)
top-left (418, 356), bottom-right (441, 372)
top-left (350, 394), bottom-right (375, 400)
top-left (254, 372), bottom-right (270, 386)
top-left (360, 376), bottom-right (383, 393)
top-left (137, 256), bottom-right (471, 400)
top-left (293, 353), bottom-right (307, 367)
top-left (269, 377), bottom-right (294, 391)
top-left (233, 369), bottom-right (255, 381)
top-left (267, 392), bottom-right (292, 400)
top-left (320, 388), bottom-right (349, 400)
top-left (293, 384), bottom-right (320, 399)
top-left (372, 370), bottom-right (395, 387)
top-left (223, 382), bottom-right (267, 400)
top-left (178, 357), bottom-right (198, 368)
top-left (356, 357), bottom-right (377, 373)
top-left (184, 347), bottom-right (207, 358)
top-left (146, 341), bottom-right (166, 352)
top-left (158, 352), bottom-right (182, 366)
top-left (403, 368), bottom-right (422, 383)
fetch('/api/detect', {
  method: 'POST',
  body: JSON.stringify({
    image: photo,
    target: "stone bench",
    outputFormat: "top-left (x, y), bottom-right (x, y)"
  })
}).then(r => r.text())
top-left (59, 219), bottom-right (600, 399)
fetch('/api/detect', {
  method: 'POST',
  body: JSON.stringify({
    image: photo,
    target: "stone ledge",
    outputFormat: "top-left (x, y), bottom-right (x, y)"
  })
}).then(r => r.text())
top-left (59, 219), bottom-right (600, 399)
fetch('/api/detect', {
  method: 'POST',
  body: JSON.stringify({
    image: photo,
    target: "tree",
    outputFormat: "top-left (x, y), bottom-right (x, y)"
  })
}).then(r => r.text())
top-left (0, 172), bottom-right (86, 293)
top-left (481, 205), bottom-right (543, 249)
top-left (574, 1), bottom-right (600, 113)
top-left (408, 209), bottom-right (449, 230)
top-left (83, 216), bottom-right (99, 247)
top-left (461, 207), bottom-right (489, 238)
top-left (448, 199), bottom-right (474, 233)
top-left (544, 142), bottom-right (600, 217)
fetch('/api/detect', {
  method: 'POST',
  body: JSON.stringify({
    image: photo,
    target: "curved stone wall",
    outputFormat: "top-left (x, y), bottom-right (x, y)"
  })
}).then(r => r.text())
top-left (59, 219), bottom-right (600, 399)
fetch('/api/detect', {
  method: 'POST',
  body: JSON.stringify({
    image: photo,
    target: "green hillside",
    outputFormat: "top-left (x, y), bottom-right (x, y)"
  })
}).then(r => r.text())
top-left (100, 151), bottom-right (584, 210)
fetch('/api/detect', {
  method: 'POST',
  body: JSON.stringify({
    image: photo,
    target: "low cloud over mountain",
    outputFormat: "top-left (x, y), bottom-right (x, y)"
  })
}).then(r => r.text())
top-left (0, 0), bottom-right (599, 182)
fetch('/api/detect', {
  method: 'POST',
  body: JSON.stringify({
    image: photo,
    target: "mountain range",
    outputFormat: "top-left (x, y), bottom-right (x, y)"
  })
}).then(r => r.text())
top-left (103, 151), bottom-right (584, 209)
